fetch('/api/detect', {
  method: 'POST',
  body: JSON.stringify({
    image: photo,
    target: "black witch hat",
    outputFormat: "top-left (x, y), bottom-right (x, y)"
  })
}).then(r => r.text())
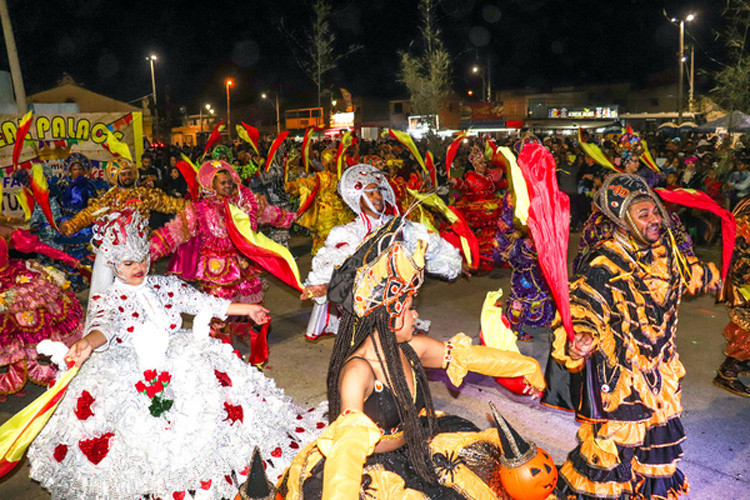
top-left (236, 447), bottom-right (276, 500)
top-left (489, 402), bottom-right (538, 468)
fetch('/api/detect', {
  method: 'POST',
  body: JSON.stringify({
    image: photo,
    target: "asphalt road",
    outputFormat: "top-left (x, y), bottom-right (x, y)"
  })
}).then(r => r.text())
top-left (1, 233), bottom-right (748, 499)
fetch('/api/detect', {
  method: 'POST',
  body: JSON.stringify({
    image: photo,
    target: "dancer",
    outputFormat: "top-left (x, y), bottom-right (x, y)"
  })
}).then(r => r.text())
top-left (286, 147), bottom-right (353, 255)
top-left (493, 191), bottom-right (555, 341)
top-left (278, 217), bottom-right (550, 499)
top-left (60, 157), bottom-right (187, 235)
top-left (450, 145), bottom-right (505, 272)
top-left (301, 164), bottom-right (462, 339)
top-left (716, 195), bottom-right (750, 397)
top-left (0, 226), bottom-right (83, 399)
top-left (27, 209), bottom-right (324, 499)
top-left (544, 174), bottom-right (721, 499)
top-left (150, 160), bottom-right (294, 358)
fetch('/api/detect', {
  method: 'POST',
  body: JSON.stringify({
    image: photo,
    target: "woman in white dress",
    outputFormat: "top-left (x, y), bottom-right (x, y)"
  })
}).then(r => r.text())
top-left (27, 209), bottom-right (325, 500)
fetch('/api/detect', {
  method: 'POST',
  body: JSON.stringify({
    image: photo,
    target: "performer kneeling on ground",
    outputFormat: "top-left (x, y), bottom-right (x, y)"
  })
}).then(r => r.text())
top-left (278, 216), bottom-right (548, 499)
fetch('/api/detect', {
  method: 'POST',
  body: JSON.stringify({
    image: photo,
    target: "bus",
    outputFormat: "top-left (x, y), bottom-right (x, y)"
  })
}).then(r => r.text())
top-left (284, 107), bottom-right (324, 130)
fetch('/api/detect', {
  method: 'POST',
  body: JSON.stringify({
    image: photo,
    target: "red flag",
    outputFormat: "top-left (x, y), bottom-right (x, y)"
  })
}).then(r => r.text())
top-left (445, 132), bottom-right (467, 179)
top-left (335, 131), bottom-right (357, 178)
top-left (175, 160), bottom-right (199, 200)
top-left (223, 199), bottom-right (303, 291)
top-left (302, 126), bottom-right (324, 172)
top-left (265, 131), bottom-right (290, 173)
top-left (238, 122), bottom-right (260, 155)
top-left (202, 121), bottom-right (225, 158)
top-left (517, 143), bottom-right (574, 343)
top-left (440, 206), bottom-right (479, 269)
top-left (29, 164), bottom-right (58, 231)
top-left (11, 111), bottom-right (33, 173)
top-left (425, 151), bottom-right (437, 187)
top-left (655, 187), bottom-right (736, 281)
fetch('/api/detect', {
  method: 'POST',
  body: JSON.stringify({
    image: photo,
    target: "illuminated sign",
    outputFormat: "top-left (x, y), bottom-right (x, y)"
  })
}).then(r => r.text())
top-left (408, 115), bottom-right (438, 137)
top-left (330, 112), bottom-right (354, 129)
top-left (547, 106), bottom-right (618, 119)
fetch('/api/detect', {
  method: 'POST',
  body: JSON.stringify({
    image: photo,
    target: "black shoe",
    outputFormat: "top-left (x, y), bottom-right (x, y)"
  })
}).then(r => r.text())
top-left (713, 374), bottom-right (750, 397)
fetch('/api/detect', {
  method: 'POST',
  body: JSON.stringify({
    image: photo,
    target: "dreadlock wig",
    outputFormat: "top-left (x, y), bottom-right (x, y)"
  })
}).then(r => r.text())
top-left (326, 216), bottom-right (439, 482)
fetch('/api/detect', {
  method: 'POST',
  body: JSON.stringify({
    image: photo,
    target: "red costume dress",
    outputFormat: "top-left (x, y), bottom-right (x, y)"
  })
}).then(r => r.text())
top-left (452, 170), bottom-right (504, 271)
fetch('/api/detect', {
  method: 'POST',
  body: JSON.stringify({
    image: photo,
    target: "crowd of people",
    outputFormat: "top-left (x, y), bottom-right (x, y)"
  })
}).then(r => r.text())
top-left (0, 125), bottom-right (748, 500)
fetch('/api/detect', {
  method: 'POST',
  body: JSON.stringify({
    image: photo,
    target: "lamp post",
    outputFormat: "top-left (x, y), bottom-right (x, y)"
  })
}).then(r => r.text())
top-left (262, 91), bottom-right (281, 134)
top-left (225, 79), bottom-right (233, 141)
top-left (471, 65), bottom-right (486, 103)
top-left (671, 13), bottom-right (695, 124)
top-left (147, 54), bottom-right (158, 141)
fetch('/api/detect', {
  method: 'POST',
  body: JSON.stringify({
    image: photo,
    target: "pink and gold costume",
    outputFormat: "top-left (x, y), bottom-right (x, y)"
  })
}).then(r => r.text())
top-left (0, 230), bottom-right (83, 396)
top-left (151, 162), bottom-right (294, 353)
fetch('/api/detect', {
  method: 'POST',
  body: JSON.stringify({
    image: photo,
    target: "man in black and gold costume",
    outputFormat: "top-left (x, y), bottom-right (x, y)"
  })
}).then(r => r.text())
top-left (544, 174), bottom-right (721, 499)
top-left (59, 158), bottom-right (187, 236)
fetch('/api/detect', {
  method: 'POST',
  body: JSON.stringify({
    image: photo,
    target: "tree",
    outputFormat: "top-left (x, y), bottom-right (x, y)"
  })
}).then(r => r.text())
top-left (399, 0), bottom-right (453, 117)
top-left (280, 1), bottom-right (360, 111)
top-left (710, 0), bottom-right (750, 120)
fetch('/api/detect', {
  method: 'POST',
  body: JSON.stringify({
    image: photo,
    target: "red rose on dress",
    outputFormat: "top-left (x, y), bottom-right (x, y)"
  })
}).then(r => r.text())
top-left (144, 369), bottom-right (157, 382)
top-left (53, 444), bottom-right (68, 462)
top-left (78, 432), bottom-right (114, 465)
top-left (223, 402), bottom-right (243, 424)
top-left (270, 447), bottom-right (282, 458)
top-left (135, 381), bottom-right (147, 393)
top-left (146, 385), bottom-right (158, 399)
top-left (158, 372), bottom-right (171, 384)
top-left (172, 492), bottom-right (185, 500)
top-left (214, 370), bottom-right (232, 387)
top-left (200, 479), bottom-right (212, 490)
top-left (152, 381), bottom-right (164, 393)
top-left (289, 441), bottom-right (299, 449)
top-left (74, 391), bottom-right (95, 420)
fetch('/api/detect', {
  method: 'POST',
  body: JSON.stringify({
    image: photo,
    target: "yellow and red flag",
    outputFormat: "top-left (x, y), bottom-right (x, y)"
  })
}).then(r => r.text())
top-left (335, 130), bottom-right (356, 178)
top-left (0, 363), bottom-right (79, 477)
top-left (424, 151), bottom-right (437, 187)
top-left (296, 176), bottom-right (320, 217)
top-left (15, 188), bottom-right (34, 221)
top-left (445, 132), bottom-right (467, 179)
top-left (175, 160), bottom-right (199, 200)
top-left (498, 147), bottom-right (530, 226)
top-left (640, 137), bottom-right (660, 172)
top-left (236, 122), bottom-right (260, 155)
top-left (202, 121), bottom-right (226, 159)
top-left (302, 126), bottom-right (324, 172)
top-left (577, 128), bottom-right (619, 172)
top-left (103, 129), bottom-right (133, 161)
top-left (383, 129), bottom-right (428, 177)
top-left (265, 131), bottom-right (290, 173)
top-left (30, 164), bottom-right (58, 231)
top-left (11, 111), bottom-right (33, 173)
top-left (224, 200), bottom-right (303, 291)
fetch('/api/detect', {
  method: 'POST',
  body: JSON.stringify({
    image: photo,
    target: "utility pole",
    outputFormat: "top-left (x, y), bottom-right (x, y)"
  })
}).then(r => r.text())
top-left (678, 19), bottom-right (684, 124)
top-left (0, 0), bottom-right (27, 113)
top-left (688, 45), bottom-right (695, 115)
top-left (487, 55), bottom-right (492, 103)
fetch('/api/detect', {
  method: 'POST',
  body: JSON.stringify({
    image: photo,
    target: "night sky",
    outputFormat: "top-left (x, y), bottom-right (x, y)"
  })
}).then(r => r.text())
top-left (3, 0), bottom-right (727, 117)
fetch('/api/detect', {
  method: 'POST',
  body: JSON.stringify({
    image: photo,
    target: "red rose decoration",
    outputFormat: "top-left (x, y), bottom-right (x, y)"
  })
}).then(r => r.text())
top-left (170, 324), bottom-right (177, 330)
top-left (214, 370), bottom-right (232, 387)
top-left (74, 391), bottom-right (95, 421)
top-left (135, 381), bottom-right (147, 393)
top-left (271, 447), bottom-right (283, 458)
top-left (158, 372), bottom-right (171, 384)
top-left (168, 292), bottom-right (174, 297)
top-left (144, 369), bottom-right (157, 382)
top-left (316, 422), bottom-right (326, 429)
top-left (224, 475), bottom-right (233, 485)
top-left (295, 427), bottom-right (305, 433)
top-left (154, 284), bottom-right (161, 289)
top-left (200, 479), bottom-right (212, 490)
top-left (223, 402), bottom-right (244, 425)
top-left (78, 432), bottom-right (114, 465)
top-left (173, 492), bottom-right (185, 500)
top-left (120, 295), bottom-right (127, 300)
top-left (127, 326), bottom-right (134, 333)
top-left (296, 414), bottom-right (303, 420)
top-left (165, 304), bottom-right (173, 309)
top-left (92, 295), bottom-right (100, 301)
top-left (53, 444), bottom-right (68, 462)
top-left (152, 381), bottom-right (164, 393)
top-left (146, 385), bottom-right (158, 399)
top-left (132, 312), bottom-right (139, 318)
top-left (118, 306), bottom-right (124, 312)
top-left (289, 441), bottom-right (299, 449)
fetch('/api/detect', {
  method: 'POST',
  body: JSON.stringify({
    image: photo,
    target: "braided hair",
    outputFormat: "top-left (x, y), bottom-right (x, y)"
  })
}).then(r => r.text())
top-left (327, 306), bottom-right (439, 483)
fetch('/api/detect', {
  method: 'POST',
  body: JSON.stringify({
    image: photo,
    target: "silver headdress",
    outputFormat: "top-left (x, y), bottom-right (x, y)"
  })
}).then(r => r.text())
top-left (337, 163), bottom-right (397, 215)
top-left (92, 209), bottom-right (150, 266)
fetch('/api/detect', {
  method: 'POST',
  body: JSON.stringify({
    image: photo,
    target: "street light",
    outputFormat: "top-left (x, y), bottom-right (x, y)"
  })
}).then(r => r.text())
top-left (146, 53), bottom-right (158, 141)
top-left (670, 13), bottom-right (696, 124)
top-left (470, 61), bottom-right (492, 102)
top-left (225, 79), bottom-right (233, 140)
top-left (199, 103), bottom-right (212, 133)
top-left (262, 91), bottom-right (281, 134)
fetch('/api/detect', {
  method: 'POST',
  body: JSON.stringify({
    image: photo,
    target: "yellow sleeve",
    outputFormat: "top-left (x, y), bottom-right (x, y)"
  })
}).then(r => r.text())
top-left (317, 410), bottom-right (382, 500)
top-left (141, 187), bottom-right (188, 214)
top-left (443, 333), bottom-right (546, 392)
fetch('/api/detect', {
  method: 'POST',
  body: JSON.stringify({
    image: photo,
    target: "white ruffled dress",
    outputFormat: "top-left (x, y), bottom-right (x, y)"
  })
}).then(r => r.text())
top-left (27, 275), bottom-right (326, 500)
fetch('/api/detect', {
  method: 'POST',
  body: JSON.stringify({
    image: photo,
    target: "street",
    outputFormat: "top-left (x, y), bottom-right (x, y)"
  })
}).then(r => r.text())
top-left (1, 233), bottom-right (748, 499)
